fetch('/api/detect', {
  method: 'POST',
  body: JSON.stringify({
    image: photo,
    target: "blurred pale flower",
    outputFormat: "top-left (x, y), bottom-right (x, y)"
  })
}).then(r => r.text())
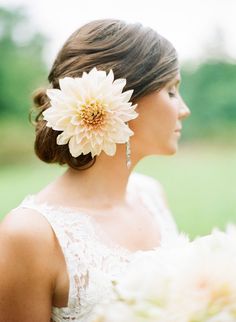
top-left (42, 67), bottom-right (138, 158)
top-left (171, 224), bottom-right (236, 321)
top-left (93, 225), bottom-right (236, 322)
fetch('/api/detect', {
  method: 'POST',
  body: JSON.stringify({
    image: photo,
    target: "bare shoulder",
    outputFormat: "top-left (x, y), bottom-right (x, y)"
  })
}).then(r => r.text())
top-left (0, 207), bottom-right (58, 321)
top-left (1, 207), bottom-right (58, 254)
top-left (0, 207), bottom-right (60, 282)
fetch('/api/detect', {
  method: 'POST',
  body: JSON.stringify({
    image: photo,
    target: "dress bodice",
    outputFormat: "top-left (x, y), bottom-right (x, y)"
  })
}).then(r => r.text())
top-left (15, 172), bottom-right (179, 322)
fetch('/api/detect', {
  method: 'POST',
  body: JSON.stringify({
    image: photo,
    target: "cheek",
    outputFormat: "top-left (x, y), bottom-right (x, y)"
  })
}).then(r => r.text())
top-left (129, 93), bottom-right (179, 149)
top-left (153, 105), bottom-right (178, 137)
top-left (131, 110), bottom-right (175, 150)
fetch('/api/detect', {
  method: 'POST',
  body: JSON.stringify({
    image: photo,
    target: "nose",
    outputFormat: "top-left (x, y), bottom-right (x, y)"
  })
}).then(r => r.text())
top-left (178, 96), bottom-right (191, 120)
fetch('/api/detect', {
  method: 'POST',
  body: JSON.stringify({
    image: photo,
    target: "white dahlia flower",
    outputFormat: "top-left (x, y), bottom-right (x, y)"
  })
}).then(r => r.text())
top-left (42, 67), bottom-right (139, 158)
top-left (93, 225), bottom-right (236, 322)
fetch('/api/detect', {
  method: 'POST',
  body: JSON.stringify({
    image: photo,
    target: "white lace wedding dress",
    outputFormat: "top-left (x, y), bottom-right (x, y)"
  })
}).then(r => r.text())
top-left (15, 172), bottom-right (180, 322)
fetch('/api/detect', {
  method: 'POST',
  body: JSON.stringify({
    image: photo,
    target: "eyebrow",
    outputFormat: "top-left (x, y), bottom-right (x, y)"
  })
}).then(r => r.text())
top-left (168, 78), bottom-right (181, 87)
top-left (174, 78), bottom-right (181, 86)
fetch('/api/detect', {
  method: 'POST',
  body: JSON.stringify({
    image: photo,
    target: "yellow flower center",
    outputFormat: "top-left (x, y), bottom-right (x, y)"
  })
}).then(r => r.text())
top-left (79, 98), bottom-right (108, 129)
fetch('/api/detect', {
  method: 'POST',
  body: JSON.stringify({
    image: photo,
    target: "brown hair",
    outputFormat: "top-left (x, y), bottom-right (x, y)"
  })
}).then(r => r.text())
top-left (31, 19), bottom-right (179, 170)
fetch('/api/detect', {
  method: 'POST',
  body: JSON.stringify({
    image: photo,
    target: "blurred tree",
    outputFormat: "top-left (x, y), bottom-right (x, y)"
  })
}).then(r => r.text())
top-left (180, 61), bottom-right (236, 141)
top-left (0, 6), bottom-right (48, 120)
top-left (180, 27), bottom-right (236, 141)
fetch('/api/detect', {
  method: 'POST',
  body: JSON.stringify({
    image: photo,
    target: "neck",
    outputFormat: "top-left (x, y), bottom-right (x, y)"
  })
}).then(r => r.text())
top-left (52, 143), bottom-right (141, 209)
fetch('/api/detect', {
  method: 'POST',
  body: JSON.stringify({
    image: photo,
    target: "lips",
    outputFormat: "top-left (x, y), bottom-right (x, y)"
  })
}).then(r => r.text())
top-left (174, 128), bottom-right (182, 137)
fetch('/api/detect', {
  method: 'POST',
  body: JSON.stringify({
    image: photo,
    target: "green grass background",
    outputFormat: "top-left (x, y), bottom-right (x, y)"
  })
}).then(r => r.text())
top-left (0, 143), bottom-right (235, 239)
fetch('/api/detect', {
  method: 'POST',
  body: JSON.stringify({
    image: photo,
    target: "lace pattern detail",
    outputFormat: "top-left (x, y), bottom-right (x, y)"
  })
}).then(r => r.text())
top-left (15, 172), bottom-right (179, 322)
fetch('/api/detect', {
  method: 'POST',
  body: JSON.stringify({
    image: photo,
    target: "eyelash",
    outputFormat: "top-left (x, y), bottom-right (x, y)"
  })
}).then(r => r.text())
top-left (168, 89), bottom-right (177, 98)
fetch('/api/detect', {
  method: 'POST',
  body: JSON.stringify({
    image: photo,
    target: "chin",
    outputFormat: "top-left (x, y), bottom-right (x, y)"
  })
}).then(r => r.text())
top-left (166, 149), bottom-right (177, 156)
top-left (161, 143), bottom-right (178, 155)
top-left (144, 145), bottom-right (178, 157)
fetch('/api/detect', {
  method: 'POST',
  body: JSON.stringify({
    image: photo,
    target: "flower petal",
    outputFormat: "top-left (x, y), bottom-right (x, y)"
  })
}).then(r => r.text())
top-left (102, 141), bottom-right (116, 156)
top-left (57, 132), bottom-right (71, 145)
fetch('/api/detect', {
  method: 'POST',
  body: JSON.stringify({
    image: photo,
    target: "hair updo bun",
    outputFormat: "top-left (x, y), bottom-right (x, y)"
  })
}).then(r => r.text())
top-left (30, 88), bottom-right (96, 170)
top-left (33, 88), bottom-right (49, 109)
top-left (30, 18), bottom-right (178, 170)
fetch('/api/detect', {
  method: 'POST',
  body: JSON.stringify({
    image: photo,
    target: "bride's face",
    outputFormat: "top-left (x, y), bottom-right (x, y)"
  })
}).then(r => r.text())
top-left (129, 73), bottom-right (190, 157)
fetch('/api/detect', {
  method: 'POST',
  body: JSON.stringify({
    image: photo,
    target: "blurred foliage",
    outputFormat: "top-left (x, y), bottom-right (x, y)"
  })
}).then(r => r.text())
top-left (0, 6), bottom-right (48, 120)
top-left (0, 118), bottom-right (34, 163)
top-left (180, 61), bottom-right (236, 141)
top-left (0, 5), bottom-right (235, 166)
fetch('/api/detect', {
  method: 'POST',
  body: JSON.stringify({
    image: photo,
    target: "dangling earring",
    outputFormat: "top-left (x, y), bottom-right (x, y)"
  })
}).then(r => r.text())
top-left (126, 138), bottom-right (131, 169)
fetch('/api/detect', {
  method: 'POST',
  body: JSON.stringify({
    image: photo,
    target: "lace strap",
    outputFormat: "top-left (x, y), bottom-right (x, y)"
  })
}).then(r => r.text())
top-left (131, 173), bottom-right (179, 242)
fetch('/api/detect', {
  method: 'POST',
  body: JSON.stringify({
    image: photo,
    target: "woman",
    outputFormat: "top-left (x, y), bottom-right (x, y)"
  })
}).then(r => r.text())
top-left (0, 19), bottom-right (190, 321)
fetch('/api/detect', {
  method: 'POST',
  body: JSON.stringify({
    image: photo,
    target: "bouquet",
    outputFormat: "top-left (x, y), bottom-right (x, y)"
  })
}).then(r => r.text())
top-left (93, 225), bottom-right (236, 322)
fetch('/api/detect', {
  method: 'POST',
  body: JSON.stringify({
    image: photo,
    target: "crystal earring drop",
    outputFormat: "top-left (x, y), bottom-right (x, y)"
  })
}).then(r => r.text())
top-left (126, 138), bottom-right (131, 169)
